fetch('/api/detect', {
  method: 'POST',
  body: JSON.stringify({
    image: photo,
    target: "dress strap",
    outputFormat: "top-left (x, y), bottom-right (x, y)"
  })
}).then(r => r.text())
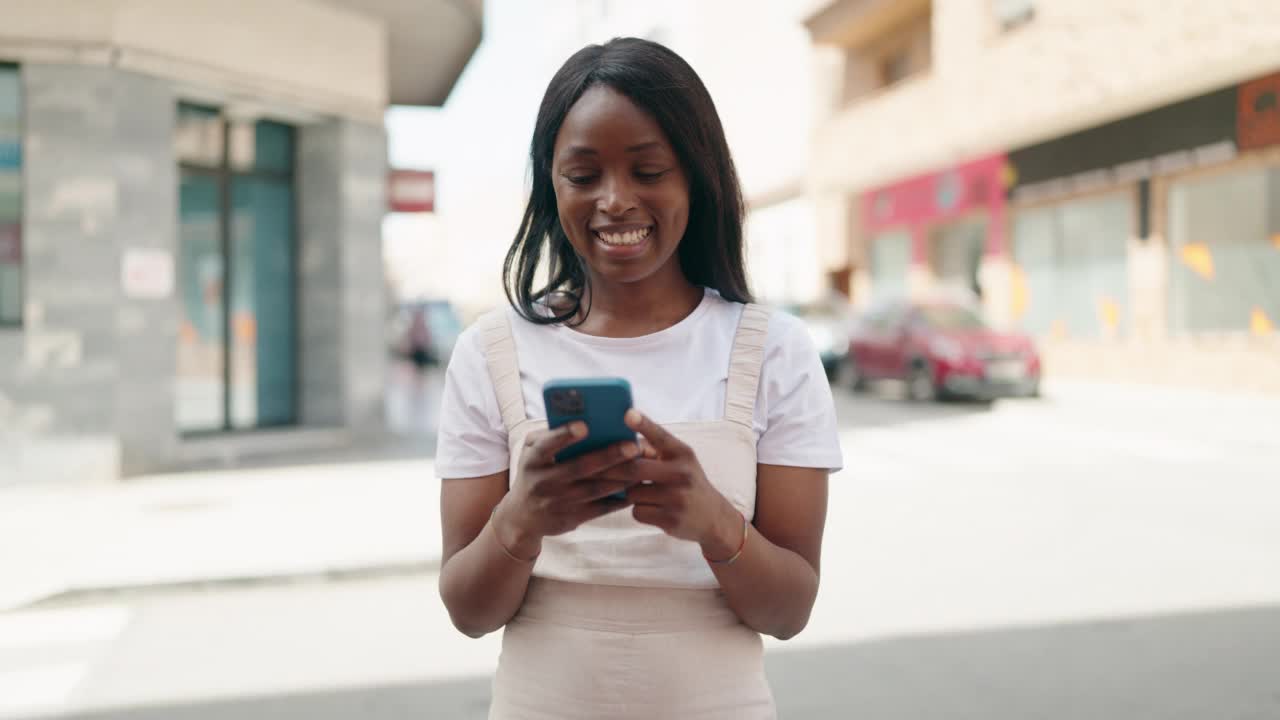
top-left (478, 309), bottom-right (528, 432)
top-left (723, 303), bottom-right (771, 428)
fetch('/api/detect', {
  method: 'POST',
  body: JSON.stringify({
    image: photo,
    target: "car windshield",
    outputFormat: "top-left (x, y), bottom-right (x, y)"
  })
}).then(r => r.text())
top-left (918, 304), bottom-right (986, 330)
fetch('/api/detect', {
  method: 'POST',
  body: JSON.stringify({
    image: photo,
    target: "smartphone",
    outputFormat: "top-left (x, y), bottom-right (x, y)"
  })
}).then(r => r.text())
top-left (543, 378), bottom-right (637, 500)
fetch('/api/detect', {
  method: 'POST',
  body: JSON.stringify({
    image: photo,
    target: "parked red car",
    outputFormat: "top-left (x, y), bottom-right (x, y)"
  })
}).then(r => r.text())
top-left (842, 299), bottom-right (1041, 401)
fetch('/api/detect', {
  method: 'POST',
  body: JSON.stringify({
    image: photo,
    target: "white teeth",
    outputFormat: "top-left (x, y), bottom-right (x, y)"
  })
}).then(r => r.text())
top-left (596, 227), bottom-right (651, 246)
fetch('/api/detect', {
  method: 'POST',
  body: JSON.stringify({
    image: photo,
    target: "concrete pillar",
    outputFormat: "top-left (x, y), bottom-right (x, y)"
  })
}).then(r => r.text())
top-left (298, 119), bottom-right (387, 433)
top-left (111, 72), bottom-right (179, 476)
top-left (0, 64), bottom-right (176, 483)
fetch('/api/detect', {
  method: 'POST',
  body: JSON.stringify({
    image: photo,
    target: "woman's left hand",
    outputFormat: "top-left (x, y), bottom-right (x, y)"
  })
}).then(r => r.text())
top-left (595, 409), bottom-right (741, 557)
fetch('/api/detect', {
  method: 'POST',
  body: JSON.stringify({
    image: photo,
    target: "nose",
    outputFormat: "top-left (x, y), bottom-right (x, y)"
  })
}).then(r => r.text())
top-left (597, 173), bottom-right (635, 218)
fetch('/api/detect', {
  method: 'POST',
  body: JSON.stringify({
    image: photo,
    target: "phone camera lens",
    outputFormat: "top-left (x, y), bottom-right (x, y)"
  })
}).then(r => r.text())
top-left (550, 389), bottom-right (585, 416)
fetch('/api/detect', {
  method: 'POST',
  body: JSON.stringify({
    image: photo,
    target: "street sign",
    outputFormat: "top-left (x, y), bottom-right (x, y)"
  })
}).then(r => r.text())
top-left (121, 247), bottom-right (175, 300)
top-left (388, 169), bottom-right (435, 213)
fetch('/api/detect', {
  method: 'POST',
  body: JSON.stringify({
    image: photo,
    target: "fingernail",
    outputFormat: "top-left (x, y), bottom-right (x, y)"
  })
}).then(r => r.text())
top-left (623, 443), bottom-right (638, 459)
top-left (570, 422), bottom-right (587, 438)
top-left (625, 409), bottom-right (642, 425)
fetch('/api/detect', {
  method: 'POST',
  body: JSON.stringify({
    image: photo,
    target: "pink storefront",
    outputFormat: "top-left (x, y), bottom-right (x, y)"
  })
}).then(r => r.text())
top-left (860, 154), bottom-right (1010, 300)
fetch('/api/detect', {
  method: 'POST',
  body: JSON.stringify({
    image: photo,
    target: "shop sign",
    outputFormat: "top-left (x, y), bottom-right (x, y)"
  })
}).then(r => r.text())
top-left (1238, 72), bottom-right (1280, 151)
top-left (388, 169), bottom-right (435, 213)
top-left (863, 154), bottom-right (1008, 234)
top-left (120, 247), bottom-right (174, 300)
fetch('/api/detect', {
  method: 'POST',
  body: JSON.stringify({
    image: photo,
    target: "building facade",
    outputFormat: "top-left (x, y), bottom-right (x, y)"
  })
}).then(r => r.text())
top-left (0, 0), bottom-right (482, 483)
top-left (806, 0), bottom-right (1280, 393)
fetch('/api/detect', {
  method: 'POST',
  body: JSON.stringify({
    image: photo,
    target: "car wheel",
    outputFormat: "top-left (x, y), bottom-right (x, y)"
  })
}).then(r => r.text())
top-left (907, 363), bottom-right (937, 403)
top-left (838, 357), bottom-right (868, 392)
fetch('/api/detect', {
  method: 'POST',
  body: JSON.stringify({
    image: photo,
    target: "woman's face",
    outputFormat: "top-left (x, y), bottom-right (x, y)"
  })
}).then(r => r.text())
top-left (551, 85), bottom-right (690, 287)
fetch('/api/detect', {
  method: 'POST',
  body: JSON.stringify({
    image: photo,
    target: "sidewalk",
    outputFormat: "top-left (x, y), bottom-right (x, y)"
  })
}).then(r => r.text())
top-left (3, 376), bottom-right (1275, 614)
top-left (0, 442), bottom-right (440, 612)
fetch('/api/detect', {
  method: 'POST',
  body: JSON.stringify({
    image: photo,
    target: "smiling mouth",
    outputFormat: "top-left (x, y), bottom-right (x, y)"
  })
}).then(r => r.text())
top-left (593, 226), bottom-right (652, 246)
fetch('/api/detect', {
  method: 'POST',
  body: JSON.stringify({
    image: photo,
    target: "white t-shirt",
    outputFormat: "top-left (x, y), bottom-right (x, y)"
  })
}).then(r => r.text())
top-left (435, 288), bottom-right (843, 478)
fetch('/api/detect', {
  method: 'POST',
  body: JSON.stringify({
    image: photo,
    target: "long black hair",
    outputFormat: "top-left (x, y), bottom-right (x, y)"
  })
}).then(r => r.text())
top-left (503, 37), bottom-right (752, 325)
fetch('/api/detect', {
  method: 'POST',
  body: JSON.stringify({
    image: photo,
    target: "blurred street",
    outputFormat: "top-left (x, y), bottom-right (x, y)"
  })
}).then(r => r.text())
top-left (3, 372), bottom-right (1277, 719)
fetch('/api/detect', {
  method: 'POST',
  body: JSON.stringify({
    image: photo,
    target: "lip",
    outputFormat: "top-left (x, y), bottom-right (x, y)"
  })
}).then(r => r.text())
top-left (591, 224), bottom-right (654, 260)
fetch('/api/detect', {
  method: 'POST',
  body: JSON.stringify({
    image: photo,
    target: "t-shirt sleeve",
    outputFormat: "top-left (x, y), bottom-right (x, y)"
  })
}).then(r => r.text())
top-left (754, 311), bottom-right (844, 473)
top-left (434, 320), bottom-right (511, 479)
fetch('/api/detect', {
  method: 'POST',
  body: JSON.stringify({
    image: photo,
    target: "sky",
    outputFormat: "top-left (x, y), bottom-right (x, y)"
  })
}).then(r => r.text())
top-left (382, 0), bottom-right (587, 310)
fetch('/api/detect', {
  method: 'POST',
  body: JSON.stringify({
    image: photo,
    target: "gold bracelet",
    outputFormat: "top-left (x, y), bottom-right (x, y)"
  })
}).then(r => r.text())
top-left (705, 510), bottom-right (749, 565)
top-left (490, 507), bottom-right (538, 564)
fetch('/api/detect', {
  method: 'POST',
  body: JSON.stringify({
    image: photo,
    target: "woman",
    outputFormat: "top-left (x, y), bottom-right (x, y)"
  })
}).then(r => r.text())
top-left (436, 37), bottom-right (842, 719)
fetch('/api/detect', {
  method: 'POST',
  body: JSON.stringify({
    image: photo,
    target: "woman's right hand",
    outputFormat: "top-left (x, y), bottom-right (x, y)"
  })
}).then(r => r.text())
top-left (492, 421), bottom-right (639, 559)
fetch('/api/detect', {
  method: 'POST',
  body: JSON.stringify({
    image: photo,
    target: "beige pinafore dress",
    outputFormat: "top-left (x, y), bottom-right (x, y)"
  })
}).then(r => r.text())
top-left (477, 304), bottom-right (777, 720)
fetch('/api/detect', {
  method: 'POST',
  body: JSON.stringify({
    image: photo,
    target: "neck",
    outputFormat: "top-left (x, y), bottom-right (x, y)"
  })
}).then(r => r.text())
top-left (574, 268), bottom-right (703, 338)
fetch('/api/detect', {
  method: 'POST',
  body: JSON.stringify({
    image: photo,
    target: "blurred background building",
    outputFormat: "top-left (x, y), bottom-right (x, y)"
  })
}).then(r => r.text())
top-left (0, 0), bottom-right (482, 483)
top-left (804, 0), bottom-right (1280, 393)
top-left (7, 0), bottom-right (1279, 485)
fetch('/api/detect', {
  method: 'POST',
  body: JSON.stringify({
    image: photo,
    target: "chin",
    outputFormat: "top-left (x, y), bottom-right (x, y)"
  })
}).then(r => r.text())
top-left (590, 261), bottom-right (665, 285)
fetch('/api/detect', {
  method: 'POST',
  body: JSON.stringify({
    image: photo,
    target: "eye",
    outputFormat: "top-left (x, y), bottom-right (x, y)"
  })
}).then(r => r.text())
top-left (560, 172), bottom-right (598, 186)
top-left (635, 169), bottom-right (670, 183)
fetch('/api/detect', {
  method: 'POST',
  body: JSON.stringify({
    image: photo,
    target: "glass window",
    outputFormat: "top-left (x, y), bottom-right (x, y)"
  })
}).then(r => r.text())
top-left (230, 175), bottom-right (295, 428)
top-left (228, 118), bottom-right (294, 174)
top-left (176, 171), bottom-right (226, 432)
top-left (1012, 192), bottom-right (1131, 339)
top-left (929, 218), bottom-right (986, 299)
top-left (0, 65), bottom-right (21, 325)
top-left (252, 120), bottom-right (294, 174)
top-left (175, 104), bottom-right (223, 168)
top-left (1167, 165), bottom-right (1280, 336)
top-left (870, 230), bottom-right (911, 301)
top-left (176, 104), bottom-right (297, 433)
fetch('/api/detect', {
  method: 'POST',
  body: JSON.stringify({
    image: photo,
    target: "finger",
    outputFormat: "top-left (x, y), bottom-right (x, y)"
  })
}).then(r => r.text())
top-left (632, 504), bottom-right (672, 530)
top-left (624, 410), bottom-right (689, 459)
top-left (560, 440), bottom-right (640, 480)
top-left (620, 482), bottom-right (670, 506)
top-left (569, 494), bottom-right (634, 525)
top-left (565, 476), bottom-right (636, 504)
top-left (591, 458), bottom-right (684, 486)
top-left (637, 438), bottom-right (660, 459)
top-left (526, 422), bottom-right (588, 466)
top-left (591, 453), bottom-right (691, 481)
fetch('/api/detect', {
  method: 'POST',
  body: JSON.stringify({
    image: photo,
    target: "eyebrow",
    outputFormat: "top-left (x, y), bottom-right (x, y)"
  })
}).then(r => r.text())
top-left (562, 141), bottom-right (665, 157)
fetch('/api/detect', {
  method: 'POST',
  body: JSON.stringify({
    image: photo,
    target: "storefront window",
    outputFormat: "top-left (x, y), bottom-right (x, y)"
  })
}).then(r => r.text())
top-left (928, 218), bottom-right (985, 299)
top-left (1012, 193), bottom-right (1130, 339)
top-left (177, 170), bottom-right (225, 431)
top-left (870, 230), bottom-right (911, 300)
top-left (176, 103), bottom-right (297, 433)
top-left (0, 65), bottom-right (21, 326)
top-left (1167, 165), bottom-right (1280, 336)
